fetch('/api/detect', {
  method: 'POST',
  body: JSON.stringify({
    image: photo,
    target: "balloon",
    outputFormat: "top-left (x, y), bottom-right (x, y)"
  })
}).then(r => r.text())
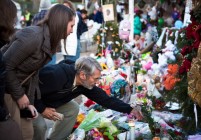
top-left (174, 20), bottom-right (183, 29)
top-left (158, 17), bottom-right (164, 27)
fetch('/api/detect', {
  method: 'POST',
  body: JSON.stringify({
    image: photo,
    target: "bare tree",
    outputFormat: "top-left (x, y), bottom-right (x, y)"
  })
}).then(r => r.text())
top-left (32, 0), bottom-right (40, 12)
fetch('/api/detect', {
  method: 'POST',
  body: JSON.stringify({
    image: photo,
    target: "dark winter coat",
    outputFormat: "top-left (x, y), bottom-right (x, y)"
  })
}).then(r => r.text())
top-left (1, 24), bottom-right (53, 104)
top-left (35, 62), bottom-right (133, 114)
top-left (0, 40), bottom-right (7, 121)
top-left (77, 12), bottom-right (88, 39)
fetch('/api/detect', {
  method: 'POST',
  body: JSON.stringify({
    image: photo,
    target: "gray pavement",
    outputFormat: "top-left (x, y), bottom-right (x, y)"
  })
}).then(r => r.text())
top-left (55, 43), bottom-right (97, 64)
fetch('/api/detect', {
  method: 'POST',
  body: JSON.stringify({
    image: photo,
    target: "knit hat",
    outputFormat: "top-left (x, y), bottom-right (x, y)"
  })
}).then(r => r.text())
top-left (39, 0), bottom-right (51, 12)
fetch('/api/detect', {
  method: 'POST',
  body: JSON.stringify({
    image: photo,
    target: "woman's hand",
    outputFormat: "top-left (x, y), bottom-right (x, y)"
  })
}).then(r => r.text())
top-left (17, 94), bottom-right (30, 109)
top-left (27, 105), bottom-right (38, 119)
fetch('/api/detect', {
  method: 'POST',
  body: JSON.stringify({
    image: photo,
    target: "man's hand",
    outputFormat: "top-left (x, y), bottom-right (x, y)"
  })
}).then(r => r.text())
top-left (17, 94), bottom-right (30, 109)
top-left (42, 108), bottom-right (62, 121)
top-left (130, 105), bottom-right (143, 120)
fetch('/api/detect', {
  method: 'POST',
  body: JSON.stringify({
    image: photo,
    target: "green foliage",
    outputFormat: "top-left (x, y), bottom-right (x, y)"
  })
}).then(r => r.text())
top-left (162, 29), bottom-right (201, 132)
top-left (93, 21), bottom-right (123, 59)
top-left (148, 4), bottom-right (201, 134)
top-left (102, 0), bottom-right (116, 5)
top-left (141, 106), bottom-right (155, 136)
top-left (161, 14), bottom-right (201, 133)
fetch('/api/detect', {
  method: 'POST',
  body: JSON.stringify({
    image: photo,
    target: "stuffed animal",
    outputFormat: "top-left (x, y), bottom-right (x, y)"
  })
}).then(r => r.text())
top-left (158, 53), bottom-right (168, 68)
top-left (162, 40), bottom-right (176, 61)
top-left (147, 4), bottom-right (157, 21)
top-left (96, 55), bottom-right (108, 70)
top-left (163, 64), bottom-right (180, 90)
top-left (147, 82), bottom-right (162, 98)
top-left (110, 79), bottom-right (131, 103)
top-left (144, 31), bottom-right (152, 49)
top-left (106, 53), bottom-right (114, 70)
top-left (152, 75), bottom-right (163, 91)
top-left (163, 40), bottom-right (176, 52)
top-left (150, 63), bottom-right (161, 75)
top-left (143, 61), bottom-right (153, 71)
top-left (119, 19), bottom-right (131, 41)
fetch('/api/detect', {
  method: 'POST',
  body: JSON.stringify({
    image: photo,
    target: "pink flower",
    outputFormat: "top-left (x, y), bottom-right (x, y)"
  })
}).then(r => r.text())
top-left (136, 93), bottom-right (146, 98)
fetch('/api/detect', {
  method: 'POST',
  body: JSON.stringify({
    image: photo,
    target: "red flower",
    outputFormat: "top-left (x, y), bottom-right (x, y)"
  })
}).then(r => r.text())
top-left (169, 30), bottom-right (172, 36)
top-left (185, 21), bottom-right (200, 40)
top-left (193, 40), bottom-right (200, 49)
top-left (180, 46), bottom-right (193, 56)
top-left (84, 99), bottom-right (95, 107)
top-left (179, 65), bottom-right (185, 74)
top-left (167, 122), bottom-right (174, 128)
top-left (175, 131), bottom-right (182, 136)
top-left (179, 59), bottom-right (191, 74)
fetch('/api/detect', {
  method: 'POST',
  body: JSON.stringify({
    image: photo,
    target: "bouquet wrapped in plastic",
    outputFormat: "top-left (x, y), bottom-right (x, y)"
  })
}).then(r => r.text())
top-left (68, 110), bottom-right (102, 140)
top-left (99, 117), bottom-right (118, 135)
top-left (68, 128), bottom-right (85, 140)
top-left (78, 109), bottom-right (103, 131)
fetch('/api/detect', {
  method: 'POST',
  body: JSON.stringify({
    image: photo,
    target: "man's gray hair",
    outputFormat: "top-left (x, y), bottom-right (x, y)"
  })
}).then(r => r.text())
top-left (75, 56), bottom-right (102, 75)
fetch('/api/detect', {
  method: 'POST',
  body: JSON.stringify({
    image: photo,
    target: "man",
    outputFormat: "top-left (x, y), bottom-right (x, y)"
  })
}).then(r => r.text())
top-left (32, 0), bottom-right (51, 25)
top-left (94, 7), bottom-right (104, 24)
top-left (33, 57), bottom-right (142, 140)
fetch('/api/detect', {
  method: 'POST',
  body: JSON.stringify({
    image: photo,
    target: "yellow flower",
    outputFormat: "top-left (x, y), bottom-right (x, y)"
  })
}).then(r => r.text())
top-left (115, 48), bottom-right (119, 52)
top-left (97, 35), bottom-right (100, 40)
top-left (76, 113), bottom-right (85, 123)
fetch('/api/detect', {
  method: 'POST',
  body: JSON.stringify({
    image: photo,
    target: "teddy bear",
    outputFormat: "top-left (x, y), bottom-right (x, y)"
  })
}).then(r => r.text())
top-left (163, 64), bottom-right (180, 90)
top-left (162, 40), bottom-right (177, 62)
top-left (119, 19), bottom-right (131, 41)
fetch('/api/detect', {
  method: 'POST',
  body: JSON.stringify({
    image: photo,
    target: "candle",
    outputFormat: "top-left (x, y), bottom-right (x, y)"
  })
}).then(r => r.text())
top-left (128, 120), bottom-right (135, 140)
top-left (153, 137), bottom-right (160, 140)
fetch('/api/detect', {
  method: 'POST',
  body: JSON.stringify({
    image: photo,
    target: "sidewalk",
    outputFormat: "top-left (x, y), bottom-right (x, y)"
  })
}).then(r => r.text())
top-left (55, 43), bottom-right (97, 64)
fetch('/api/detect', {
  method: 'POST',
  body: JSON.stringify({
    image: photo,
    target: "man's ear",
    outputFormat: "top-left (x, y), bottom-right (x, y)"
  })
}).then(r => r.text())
top-left (80, 71), bottom-right (86, 80)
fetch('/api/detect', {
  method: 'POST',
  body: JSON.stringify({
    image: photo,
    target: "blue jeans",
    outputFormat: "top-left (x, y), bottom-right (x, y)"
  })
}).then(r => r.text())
top-left (64, 39), bottom-right (81, 62)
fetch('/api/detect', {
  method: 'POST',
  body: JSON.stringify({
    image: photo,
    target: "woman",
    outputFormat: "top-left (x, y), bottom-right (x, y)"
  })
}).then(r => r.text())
top-left (62, 0), bottom-right (79, 62)
top-left (134, 9), bottom-right (142, 36)
top-left (2, 4), bottom-right (75, 140)
top-left (62, 0), bottom-right (88, 63)
top-left (0, 0), bottom-right (23, 139)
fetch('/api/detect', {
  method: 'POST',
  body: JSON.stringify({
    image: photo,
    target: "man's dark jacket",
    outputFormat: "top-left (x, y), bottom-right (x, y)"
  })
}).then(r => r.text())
top-left (35, 62), bottom-right (133, 114)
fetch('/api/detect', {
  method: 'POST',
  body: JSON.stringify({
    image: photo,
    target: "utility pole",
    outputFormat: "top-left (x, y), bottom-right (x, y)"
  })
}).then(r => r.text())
top-left (129, 0), bottom-right (134, 41)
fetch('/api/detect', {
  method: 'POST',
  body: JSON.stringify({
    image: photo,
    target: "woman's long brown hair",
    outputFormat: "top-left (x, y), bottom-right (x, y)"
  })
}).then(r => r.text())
top-left (0, 0), bottom-right (17, 42)
top-left (39, 4), bottom-right (75, 54)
